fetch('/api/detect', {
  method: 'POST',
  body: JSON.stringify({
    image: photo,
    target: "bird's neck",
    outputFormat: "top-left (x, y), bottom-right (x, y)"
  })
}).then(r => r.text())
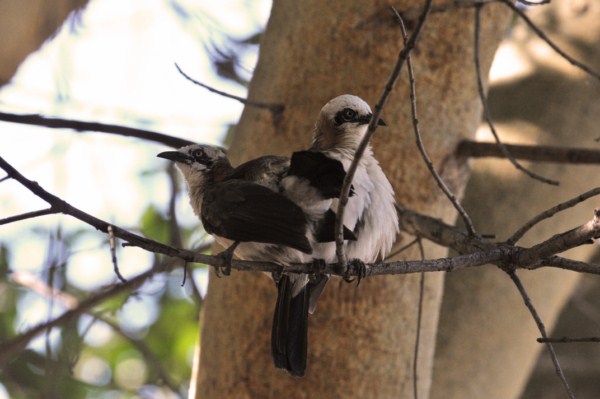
top-left (210, 158), bottom-right (235, 183)
top-left (186, 159), bottom-right (234, 217)
top-left (311, 125), bottom-right (368, 153)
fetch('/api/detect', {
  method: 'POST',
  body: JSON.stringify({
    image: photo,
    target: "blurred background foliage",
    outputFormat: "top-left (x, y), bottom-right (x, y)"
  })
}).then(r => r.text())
top-left (0, 1), bottom-right (268, 398)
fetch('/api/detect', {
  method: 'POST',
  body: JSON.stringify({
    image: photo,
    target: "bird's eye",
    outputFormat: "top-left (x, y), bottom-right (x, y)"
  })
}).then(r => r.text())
top-left (192, 149), bottom-right (204, 159)
top-left (342, 108), bottom-right (356, 121)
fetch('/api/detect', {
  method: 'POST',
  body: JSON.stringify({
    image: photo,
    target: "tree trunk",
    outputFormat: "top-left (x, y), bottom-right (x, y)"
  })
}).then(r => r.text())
top-left (193, 1), bottom-right (511, 398)
top-left (0, 0), bottom-right (89, 86)
top-left (431, 2), bottom-right (600, 398)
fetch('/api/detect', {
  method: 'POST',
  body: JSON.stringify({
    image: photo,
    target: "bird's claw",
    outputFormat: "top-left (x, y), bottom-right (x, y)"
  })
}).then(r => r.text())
top-left (310, 258), bottom-right (327, 275)
top-left (344, 258), bottom-right (367, 285)
top-left (214, 242), bottom-right (239, 277)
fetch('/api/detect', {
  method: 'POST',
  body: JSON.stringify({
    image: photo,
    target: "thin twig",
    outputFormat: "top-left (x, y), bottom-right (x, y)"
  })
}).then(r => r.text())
top-left (4, 155), bottom-right (600, 277)
top-left (506, 271), bottom-right (574, 399)
top-left (508, 187), bottom-right (600, 244)
top-left (108, 225), bottom-right (127, 283)
top-left (5, 156), bottom-right (600, 377)
top-left (538, 337), bottom-right (600, 343)
top-left (413, 239), bottom-right (426, 399)
top-left (186, 265), bottom-right (204, 306)
top-left (0, 111), bottom-right (193, 148)
top-left (536, 257), bottom-right (600, 274)
top-left (456, 141), bottom-right (600, 164)
top-left (516, 209), bottom-right (600, 266)
top-left (335, 0), bottom-right (434, 267)
top-left (0, 207), bottom-right (57, 226)
top-left (499, 0), bottom-right (600, 81)
top-left (517, 0), bottom-right (550, 5)
top-left (400, 6), bottom-right (479, 236)
top-left (174, 63), bottom-right (284, 116)
top-left (474, 4), bottom-right (558, 186)
top-left (0, 175), bottom-right (9, 183)
top-left (386, 237), bottom-right (421, 260)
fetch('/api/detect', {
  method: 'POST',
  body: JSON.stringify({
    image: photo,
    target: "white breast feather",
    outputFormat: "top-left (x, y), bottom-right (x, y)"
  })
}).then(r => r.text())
top-left (322, 148), bottom-right (398, 263)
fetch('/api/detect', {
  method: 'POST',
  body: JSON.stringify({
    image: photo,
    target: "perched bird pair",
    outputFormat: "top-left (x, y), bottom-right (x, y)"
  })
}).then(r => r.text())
top-left (157, 94), bottom-right (398, 377)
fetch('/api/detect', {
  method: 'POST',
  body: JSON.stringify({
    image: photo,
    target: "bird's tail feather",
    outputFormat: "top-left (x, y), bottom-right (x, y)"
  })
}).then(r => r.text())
top-left (271, 275), bottom-right (308, 377)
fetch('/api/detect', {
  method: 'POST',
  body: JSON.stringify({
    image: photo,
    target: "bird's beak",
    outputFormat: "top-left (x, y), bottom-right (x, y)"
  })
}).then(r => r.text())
top-left (359, 114), bottom-right (387, 126)
top-left (157, 151), bottom-right (192, 164)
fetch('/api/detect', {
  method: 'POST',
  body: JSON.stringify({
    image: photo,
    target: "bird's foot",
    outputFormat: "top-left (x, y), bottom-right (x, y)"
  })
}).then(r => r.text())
top-left (344, 258), bottom-right (367, 285)
top-left (310, 258), bottom-right (327, 275)
top-left (215, 242), bottom-right (240, 277)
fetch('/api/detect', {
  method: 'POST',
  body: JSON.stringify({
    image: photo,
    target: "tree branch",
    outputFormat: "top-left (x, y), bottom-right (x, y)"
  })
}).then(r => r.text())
top-left (499, 0), bottom-right (600, 81)
top-left (507, 271), bottom-right (574, 399)
top-left (538, 337), bottom-right (600, 344)
top-left (0, 207), bottom-right (56, 226)
top-left (400, 6), bottom-right (478, 236)
top-left (335, 0), bottom-right (434, 267)
top-left (0, 111), bottom-right (193, 148)
top-left (474, 4), bottom-right (558, 186)
top-left (515, 209), bottom-right (600, 266)
top-left (174, 63), bottom-right (284, 116)
top-left (456, 140), bottom-right (600, 164)
top-left (5, 154), bottom-right (600, 278)
top-left (4, 155), bottom-right (600, 365)
top-left (508, 187), bottom-right (600, 244)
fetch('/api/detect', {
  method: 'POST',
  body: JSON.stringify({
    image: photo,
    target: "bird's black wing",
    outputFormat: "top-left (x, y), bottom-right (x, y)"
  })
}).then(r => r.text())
top-left (288, 151), bottom-right (354, 198)
top-left (201, 179), bottom-right (312, 254)
top-left (314, 209), bottom-right (357, 242)
top-left (230, 155), bottom-right (290, 190)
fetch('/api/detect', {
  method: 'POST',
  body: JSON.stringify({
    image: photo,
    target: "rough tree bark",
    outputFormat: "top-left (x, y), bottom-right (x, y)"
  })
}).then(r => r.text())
top-left (194, 1), bottom-right (511, 398)
top-left (431, 1), bottom-right (600, 398)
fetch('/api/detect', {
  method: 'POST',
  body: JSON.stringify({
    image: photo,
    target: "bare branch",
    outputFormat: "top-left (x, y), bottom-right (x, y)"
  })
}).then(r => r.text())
top-left (474, 4), bottom-right (558, 186)
top-left (386, 237), bottom-right (421, 260)
top-left (400, 6), bottom-right (478, 236)
top-left (174, 63), bottom-right (284, 116)
top-left (4, 154), bottom-right (600, 281)
top-left (0, 207), bottom-right (57, 226)
top-left (517, 0), bottom-right (550, 5)
top-left (413, 239), bottom-right (426, 399)
top-left (6, 150), bottom-right (600, 376)
top-left (499, 0), bottom-right (600, 81)
top-left (108, 225), bottom-right (127, 283)
top-left (0, 111), bottom-right (193, 148)
top-left (535, 257), bottom-right (600, 274)
top-left (538, 337), bottom-right (600, 344)
top-left (507, 271), bottom-right (574, 399)
top-left (0, 154), bottom-right (215, 266)
top-left (508, 187), bottom-right (600, 244)
top-left (456, 141), bottom-right (600, 164)
top-left (12, 271), bottom-right (79, 310)
top-left (515, 209), bottom-right (600, 266)
top-left (335, 0), bottom-right (434, 267)
top-left (395, 205), bottom-right (490, 255)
